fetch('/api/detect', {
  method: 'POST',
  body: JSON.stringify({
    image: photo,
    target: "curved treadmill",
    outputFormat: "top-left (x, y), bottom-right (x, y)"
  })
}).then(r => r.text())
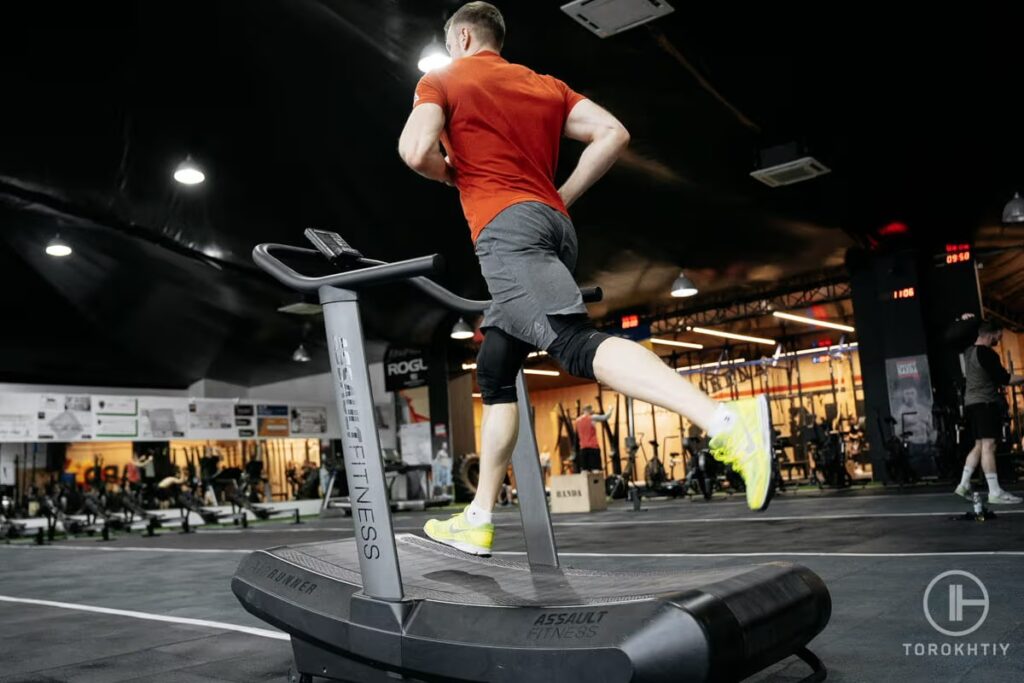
top-left (235, 234), bottom-right (831, 682)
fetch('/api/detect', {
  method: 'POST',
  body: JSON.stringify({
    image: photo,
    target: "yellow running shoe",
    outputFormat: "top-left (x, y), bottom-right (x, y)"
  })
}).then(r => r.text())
top-left (709, 395), bottom-right (775, 511)
top-left (423, 509), bottom-right (494, 556)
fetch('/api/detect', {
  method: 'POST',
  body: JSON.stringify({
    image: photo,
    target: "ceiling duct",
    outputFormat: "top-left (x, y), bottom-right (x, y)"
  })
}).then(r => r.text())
top-left (560, 0), bottom-right (674, 38)
top-left (750, 142), bottom-right (831, 188)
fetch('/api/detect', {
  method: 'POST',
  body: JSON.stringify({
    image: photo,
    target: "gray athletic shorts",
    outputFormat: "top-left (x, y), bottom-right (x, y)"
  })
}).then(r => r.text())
top-left (474, 201), bottom-right (588, 350)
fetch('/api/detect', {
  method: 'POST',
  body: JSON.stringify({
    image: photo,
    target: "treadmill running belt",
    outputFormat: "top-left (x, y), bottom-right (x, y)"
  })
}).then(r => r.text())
top-left (267, 534), bottom-right (803, 607)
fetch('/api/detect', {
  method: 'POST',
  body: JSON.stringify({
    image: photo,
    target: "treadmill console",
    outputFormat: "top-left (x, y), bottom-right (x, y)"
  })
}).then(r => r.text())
top-left (304, 229), bottom-right (363, 262)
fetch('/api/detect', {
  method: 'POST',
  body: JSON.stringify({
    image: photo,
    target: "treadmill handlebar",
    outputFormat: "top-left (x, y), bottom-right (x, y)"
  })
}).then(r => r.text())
top-left (253, 243), bottom-right (443, 292)
top-left (252, 242), bottom-right (603, 314)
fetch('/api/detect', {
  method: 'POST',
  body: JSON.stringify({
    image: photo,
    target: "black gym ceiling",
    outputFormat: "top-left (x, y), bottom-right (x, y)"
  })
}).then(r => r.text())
top-left (2, 1), bottom-right (1021, 388)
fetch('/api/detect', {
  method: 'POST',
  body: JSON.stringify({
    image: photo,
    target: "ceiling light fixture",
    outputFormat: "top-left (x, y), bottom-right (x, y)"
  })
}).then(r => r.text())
top-left (650, 338), bottom-right (703, 349)
top-left (670, 272), bottom-right (698, 298)
top-left (451, 318), bottom-right (474, 340)
top-left (174, 156), bottom-right (205, 185)
top-left (292, 343), bottom-right (311, 363)
top-left (772, 311), bottom-right (854, 332)
top-left (45, 235), bottom-right (72, 257)
top-left (687, 326), bottom-right (775, 346)
top-left (1003, 192), bottom-right (1024, 225)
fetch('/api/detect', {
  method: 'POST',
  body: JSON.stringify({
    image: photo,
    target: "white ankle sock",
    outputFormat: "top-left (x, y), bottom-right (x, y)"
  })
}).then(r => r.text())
top-left (985, 473), bottom-right (1002, 494)
top-left (707, 404), bottom-right (737, 439)
top-left (465, 502), bottom-right (492, 526)
top-left (959, 467), bottom-right (974, 489)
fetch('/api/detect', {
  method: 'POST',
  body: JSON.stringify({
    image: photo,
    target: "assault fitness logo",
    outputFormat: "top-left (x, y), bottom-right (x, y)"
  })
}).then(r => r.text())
top-left (903, 570), bottom-right (1010, 658)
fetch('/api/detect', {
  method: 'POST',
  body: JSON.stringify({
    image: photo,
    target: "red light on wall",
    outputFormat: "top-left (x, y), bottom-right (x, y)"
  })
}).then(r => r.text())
top-left (892, 287), bottom-right (916, 300)
top-left (945, 243), bottom-right (970, 253)
top-left (817, 338), bottom-right (833, 347)
top-left (945, 251), bottom-right (971, 264)
top-left (809, 305), bottom-right (828, 319)
top-left (621, 314), bottom-right (640, 330)
top-left (879, 222), bottom-right (910, 236)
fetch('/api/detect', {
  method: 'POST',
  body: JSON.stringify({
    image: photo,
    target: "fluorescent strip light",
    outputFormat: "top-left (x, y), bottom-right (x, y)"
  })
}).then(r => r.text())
top-left (688, 326), bottom-right (775, 346)
top-left (784, 342), bottom-right (859, 358)
top-left (772, 311), bottom-right (855, 332)
top-left (676, 358), bottom-right (746, 373)
top-left (523, 369), bottom-right (560, 377)
top-left (650, 338), bottom-right (704, 350)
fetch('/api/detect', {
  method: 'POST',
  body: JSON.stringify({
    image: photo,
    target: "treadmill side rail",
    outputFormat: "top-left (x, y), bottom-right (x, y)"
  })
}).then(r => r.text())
top-left (320, 285), bottom-right (403, 601)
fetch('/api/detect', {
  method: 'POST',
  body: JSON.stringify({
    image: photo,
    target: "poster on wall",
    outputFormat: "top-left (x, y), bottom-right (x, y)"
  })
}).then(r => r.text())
top-left (399, 422), bottom-right (432, 465)
top-left (37, 394), bottom-right (93, 441)
top-left (234, 404), bottom-right (255, 438)
top-left (290, 406), bottom-right (328, 435)
top-left (257, 404), bottom-right (290, 437)
top-left (138, 397), bottom-right (188, 439)
top-left (189, 400), bottom-right (238, 439)
top-left (0, 395), bottom-right (37, 441)
top-left (94, 395), bottom-right (140, 439)
top-left (885, 355), bottom-right (936, 445)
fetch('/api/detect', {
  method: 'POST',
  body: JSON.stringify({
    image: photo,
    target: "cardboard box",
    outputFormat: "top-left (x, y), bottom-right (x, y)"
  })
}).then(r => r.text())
top-left (550, 472), bottom-right (607, 513)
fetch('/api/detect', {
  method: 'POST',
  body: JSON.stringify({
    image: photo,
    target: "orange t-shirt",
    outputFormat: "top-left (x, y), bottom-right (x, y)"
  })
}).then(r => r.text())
top-left (575, 414), bottom-right (599, 450)
top-left (413, 51), bottom-right (586, 241)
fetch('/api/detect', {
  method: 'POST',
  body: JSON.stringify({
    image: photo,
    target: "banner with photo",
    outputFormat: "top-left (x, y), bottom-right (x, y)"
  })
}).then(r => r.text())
top-left (884, 355), bottom-right (936, 446)
top-left (290, 406), bottom-right (328, 436)
top-left (0, 392), bottom-right (336, 442)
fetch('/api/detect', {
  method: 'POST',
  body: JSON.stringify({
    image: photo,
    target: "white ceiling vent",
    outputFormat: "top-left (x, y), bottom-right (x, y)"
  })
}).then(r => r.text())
top-left (750, 157), bottom-right (831, 188)
top-left (561, 0), bottom-right (675, 38)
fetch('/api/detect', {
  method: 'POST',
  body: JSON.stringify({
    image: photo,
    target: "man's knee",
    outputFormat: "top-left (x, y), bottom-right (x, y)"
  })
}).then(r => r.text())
top-left (477, 368), bottom-right (518, 404)
top-left (477, 329), bottom-right (528, 405)
top-left (545, 315), bottom-right (611, 379)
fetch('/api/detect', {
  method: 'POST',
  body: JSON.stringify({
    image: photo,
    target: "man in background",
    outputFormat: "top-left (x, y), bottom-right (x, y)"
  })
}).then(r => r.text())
top-left (574, 404), bottom-right (613, 473)
top-left (956, 321), bottom-right (1023, 504)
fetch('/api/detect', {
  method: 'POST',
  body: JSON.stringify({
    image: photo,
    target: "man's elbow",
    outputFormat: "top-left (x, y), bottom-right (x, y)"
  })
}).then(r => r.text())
top-left (398, 142), bottom-right (426, 172)
top-left (613, 125), bottom-right (631, 150)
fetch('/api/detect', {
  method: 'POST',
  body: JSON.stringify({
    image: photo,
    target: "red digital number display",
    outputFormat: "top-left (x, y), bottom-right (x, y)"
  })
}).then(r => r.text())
top-left (945, 251), bottom-right (971, 264)
top-left (892, 287), bottom-right (916, 300)
top-left (621, 314), bottom-right (639, 329)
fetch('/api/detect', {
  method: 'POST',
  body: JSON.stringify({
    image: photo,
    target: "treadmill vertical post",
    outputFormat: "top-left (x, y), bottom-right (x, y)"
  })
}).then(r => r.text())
top-left (320, 285), bottom-right (404, 601)
top-left (510, 371), bottom-right (559, 568)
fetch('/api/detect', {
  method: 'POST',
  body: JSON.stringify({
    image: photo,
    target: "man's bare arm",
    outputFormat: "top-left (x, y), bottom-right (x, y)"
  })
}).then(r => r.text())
top-left (559, 100), bottom-right (630, 208)
top-left (398, 104), bottom-right (454, 185)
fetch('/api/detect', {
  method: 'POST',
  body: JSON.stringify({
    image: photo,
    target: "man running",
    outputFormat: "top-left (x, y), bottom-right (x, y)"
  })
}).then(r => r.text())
top-left (399, 2), bottom-right (774, 556)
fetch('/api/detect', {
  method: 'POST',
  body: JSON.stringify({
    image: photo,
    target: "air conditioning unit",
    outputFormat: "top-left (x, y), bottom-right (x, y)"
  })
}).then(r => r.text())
top-left (750, 142), bottom-right (831, 187)
top-left (561, 0), bottom-right (674, 38)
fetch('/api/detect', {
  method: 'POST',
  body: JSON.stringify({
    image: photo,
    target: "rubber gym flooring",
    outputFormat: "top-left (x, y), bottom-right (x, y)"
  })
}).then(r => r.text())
top-left (2, 486), bottom-right (1022, 682)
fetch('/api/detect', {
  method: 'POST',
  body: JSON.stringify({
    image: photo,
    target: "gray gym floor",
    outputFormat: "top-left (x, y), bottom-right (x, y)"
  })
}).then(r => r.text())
top-left (2, 486), bottom-right (1022, 682)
